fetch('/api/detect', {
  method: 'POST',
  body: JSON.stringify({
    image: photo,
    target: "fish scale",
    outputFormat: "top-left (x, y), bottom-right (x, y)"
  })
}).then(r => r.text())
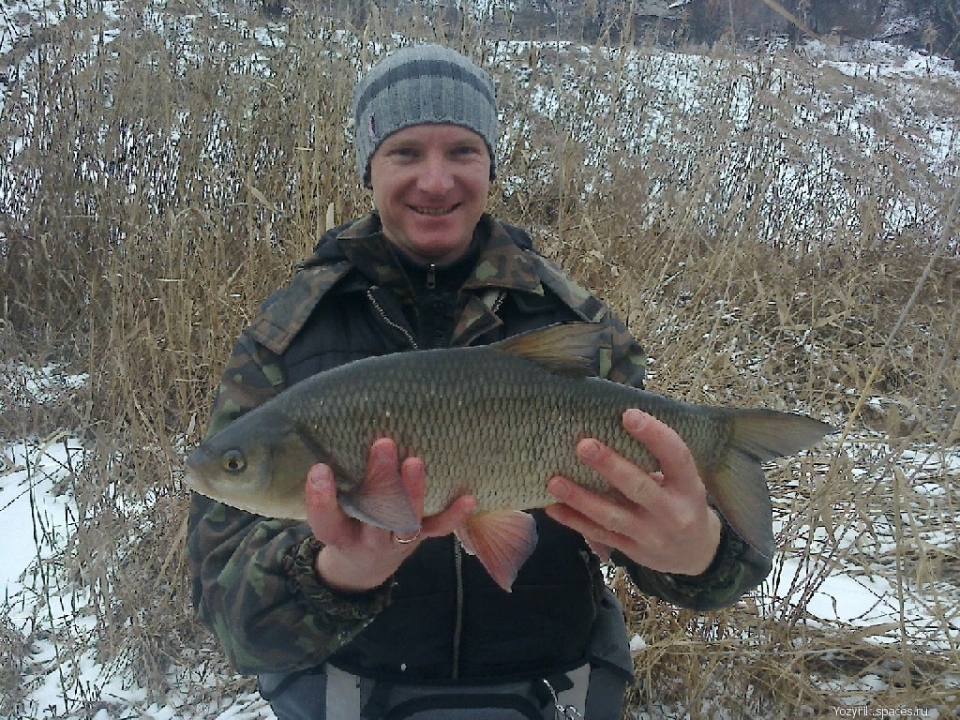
top-left (304, 348), bottom-right (635, 513)
top-left (185, 322), bottom-right (833, 591)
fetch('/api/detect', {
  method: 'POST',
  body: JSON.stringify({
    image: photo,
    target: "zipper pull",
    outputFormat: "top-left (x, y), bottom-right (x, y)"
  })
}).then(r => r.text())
top-left (426, 263), bottom-right (436, 290)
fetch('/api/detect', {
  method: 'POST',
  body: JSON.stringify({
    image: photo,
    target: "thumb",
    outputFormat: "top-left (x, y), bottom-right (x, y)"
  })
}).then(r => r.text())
top-left (305, 463), bottom-right (337, 516)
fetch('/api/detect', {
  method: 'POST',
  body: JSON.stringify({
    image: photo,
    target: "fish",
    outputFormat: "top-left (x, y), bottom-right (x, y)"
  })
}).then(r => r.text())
top-left (185, 323), bottom-right (833, 592)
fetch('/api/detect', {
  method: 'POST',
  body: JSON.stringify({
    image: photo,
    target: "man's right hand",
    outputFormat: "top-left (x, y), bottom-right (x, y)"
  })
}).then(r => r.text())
top-left (306, 437), bottom-right (476, 593)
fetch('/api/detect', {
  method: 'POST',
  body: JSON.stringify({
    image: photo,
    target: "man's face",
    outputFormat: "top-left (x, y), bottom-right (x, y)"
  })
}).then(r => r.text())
top-left (369, 124), bottom-right (491, 264)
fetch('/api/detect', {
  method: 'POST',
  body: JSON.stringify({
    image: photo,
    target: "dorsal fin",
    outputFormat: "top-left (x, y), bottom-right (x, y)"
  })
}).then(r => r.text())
top-left (493, 323), bottom-right (601, 378)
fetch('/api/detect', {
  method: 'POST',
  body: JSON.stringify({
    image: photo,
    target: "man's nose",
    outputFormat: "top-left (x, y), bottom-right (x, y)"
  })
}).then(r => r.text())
top-left (417, 155), bottom-right (454, 194)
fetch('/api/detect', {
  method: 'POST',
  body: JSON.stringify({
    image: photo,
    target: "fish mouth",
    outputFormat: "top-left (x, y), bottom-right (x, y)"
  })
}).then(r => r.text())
top-left (181, 467), bottom-right (205, 494)
top-left (411, 203), bottom-right (459, 216)
top-left (182, 450), bottom-right (213, 495)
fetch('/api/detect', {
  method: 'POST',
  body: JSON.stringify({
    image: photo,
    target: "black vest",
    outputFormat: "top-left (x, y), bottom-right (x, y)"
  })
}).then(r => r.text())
top-left (278, 228), bottom-right (605, 683)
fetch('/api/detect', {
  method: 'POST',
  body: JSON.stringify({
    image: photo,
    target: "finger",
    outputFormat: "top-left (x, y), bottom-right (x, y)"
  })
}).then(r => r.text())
top-left (305, 463), bottom-right (355, 545)
top-left (305, 463), bottom-right (337, 511)
top-left (547, 476), bottom-right (639, 537)
top-left (367, 437), bottom-right (401, 487)
top-left (398, 450), bottom-right (475, 540)
top-left (397, 449), bottom-right (475, 542)
top-left (362, 437), bottom-right (421, 533)
top-left (544, 500), bottom-right (633, 554)
top-left (575, 437), bottom-right (661, 508)
top-left (622, 409), bottom-right (701, 493)
top-left (421, 495), bottom-right (476, 538)
top-left (400, 455), bottom-right (426, 519)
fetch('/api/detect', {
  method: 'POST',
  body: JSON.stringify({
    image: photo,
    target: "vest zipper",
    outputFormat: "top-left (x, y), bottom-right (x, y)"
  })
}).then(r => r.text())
top-left (452, 539), bottom-right (464, 679)
top-left (366, 287), bottom-right (419, 350)
top-left (369, 283), bottom-right (462, 676)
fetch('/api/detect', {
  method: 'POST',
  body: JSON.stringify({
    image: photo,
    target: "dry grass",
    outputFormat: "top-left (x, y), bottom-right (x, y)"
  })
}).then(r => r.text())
top-left (1, 1), bottom-right (958, 718)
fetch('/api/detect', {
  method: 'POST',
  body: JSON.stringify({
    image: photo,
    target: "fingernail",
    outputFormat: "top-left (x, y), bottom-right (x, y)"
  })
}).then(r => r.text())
top-left (579, 439), bottom-right (602, 462)
top-left (624, 409), bottom-right (646, 432)
top-left (373, 444), bottom-right (392, 465)
top-left (547, 477), bottom-right (568, 498)
top-left (308, 464), bottom-right (332, 489)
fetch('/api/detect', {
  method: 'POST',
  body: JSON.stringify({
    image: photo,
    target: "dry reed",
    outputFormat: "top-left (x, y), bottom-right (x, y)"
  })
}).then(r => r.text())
top-left (1, 1), bottom-right (957, 718)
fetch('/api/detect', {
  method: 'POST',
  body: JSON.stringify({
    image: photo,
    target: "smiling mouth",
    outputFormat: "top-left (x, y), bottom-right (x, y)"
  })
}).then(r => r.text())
top-left (412, 204), bottom-right (458, 216)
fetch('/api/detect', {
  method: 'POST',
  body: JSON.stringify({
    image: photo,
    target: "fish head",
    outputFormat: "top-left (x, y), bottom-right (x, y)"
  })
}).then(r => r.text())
top-left (183, 411), bottom-right (321, 520)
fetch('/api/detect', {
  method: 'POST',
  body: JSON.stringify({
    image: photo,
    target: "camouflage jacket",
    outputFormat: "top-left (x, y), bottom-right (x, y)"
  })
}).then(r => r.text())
top-left (187, 213), bottom-right (771, 676)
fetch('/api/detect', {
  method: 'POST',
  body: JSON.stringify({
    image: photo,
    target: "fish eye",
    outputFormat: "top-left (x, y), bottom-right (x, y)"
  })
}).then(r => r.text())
top-left (222, 449), bottom-right (247, 474)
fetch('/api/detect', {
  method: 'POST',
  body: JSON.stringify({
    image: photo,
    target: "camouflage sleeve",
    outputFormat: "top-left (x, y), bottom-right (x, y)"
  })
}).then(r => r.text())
top-left (611, 520), bottom-right (772, 611)
top-left (602, 312), bottom-right (772, 610)
top-left (187, 332), bottom-right (392, 675)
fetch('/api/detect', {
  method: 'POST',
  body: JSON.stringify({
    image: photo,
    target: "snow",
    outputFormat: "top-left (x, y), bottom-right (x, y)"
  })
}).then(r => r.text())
top-left (775, 558), bottom-right (925, 641)
top-left (1, 436), bottom-right (82, 602)
top-left (1, 411), bottom-right (276, 718)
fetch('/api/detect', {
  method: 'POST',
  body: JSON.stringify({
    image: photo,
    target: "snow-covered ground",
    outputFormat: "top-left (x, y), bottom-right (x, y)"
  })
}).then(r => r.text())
top-left (0, 364), bottom-right (271, 719)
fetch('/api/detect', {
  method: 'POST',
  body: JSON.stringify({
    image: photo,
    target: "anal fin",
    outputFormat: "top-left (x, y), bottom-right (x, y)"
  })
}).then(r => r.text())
top-left (456, 510), bottom-right (538, 592)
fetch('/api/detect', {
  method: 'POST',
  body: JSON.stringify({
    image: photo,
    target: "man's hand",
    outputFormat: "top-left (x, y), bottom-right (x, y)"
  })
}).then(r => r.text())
top-left (545, 409), bottom-right (722, 576)
top-left (307, 438), bottom-right (476, 593)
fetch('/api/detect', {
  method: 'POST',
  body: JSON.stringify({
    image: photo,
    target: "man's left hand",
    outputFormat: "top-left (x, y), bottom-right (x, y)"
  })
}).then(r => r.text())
top-left (545, 408), bottom-right (722, 576)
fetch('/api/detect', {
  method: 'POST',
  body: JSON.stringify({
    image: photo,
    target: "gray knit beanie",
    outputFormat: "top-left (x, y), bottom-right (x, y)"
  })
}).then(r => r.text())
top-left (352, 44), bottom-right (498, 187)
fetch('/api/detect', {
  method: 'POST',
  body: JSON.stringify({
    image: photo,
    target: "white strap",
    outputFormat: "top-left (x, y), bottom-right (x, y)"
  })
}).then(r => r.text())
top-left (325, 664), bottom-right (362, 720)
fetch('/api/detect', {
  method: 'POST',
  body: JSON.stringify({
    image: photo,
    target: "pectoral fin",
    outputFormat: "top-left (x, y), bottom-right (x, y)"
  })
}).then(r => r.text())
top-left (339, 468), bottom-right (420, 535)
top-left (456, 510), bottom-right (538, 592)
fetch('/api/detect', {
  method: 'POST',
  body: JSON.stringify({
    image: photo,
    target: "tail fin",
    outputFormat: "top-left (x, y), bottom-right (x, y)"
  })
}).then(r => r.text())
top-left (702, 411), bottom-right (834, 559)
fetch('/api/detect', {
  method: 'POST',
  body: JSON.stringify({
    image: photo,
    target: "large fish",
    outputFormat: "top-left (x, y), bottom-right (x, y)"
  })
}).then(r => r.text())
top-left (185, 323), bottom-right (832, 591)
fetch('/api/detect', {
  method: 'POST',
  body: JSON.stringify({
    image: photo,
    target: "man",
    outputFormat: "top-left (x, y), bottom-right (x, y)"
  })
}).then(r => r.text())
top-left (188, 44), bottom-right (771, 719)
